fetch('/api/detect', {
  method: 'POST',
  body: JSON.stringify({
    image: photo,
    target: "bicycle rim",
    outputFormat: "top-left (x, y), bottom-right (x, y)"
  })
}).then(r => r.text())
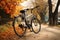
top-left (12, 16), bottom-right (26, 37)
top-left (32, 18), bottom-right (41, 34)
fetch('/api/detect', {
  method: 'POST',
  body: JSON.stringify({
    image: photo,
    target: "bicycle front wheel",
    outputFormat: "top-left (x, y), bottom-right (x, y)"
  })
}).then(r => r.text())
top-left (12, 16), bottom-right (26, 37)
top-left (31, 18), bottom-right (41, 34)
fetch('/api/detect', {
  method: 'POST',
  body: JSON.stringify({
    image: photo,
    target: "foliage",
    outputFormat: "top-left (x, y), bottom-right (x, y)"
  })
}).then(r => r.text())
top-left (0, 0), bottom-right (23, 18)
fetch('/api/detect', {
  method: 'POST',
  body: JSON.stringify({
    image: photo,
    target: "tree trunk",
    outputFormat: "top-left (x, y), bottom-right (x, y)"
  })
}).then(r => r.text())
top-left (53, 0), bottom-right (60, 25)
top-left (48, 0), bottom-right (60, 26)
top-left (48, 0), bottom-right (53, 26)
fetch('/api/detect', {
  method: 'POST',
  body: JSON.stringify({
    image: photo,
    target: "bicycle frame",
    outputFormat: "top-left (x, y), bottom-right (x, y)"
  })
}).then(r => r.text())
top-left (19, 6), bottom-right (40, 29)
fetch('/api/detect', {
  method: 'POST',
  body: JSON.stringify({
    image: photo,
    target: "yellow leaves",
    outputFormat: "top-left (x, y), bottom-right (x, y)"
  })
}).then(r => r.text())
top-left (0, 0), bottom-right (24, 18)
top-left (36, 0), bottom-right (47, 12)
top-left (11, 5), bottom-right (23, 18)
top-left (0, 0), bottom-right (47, 18)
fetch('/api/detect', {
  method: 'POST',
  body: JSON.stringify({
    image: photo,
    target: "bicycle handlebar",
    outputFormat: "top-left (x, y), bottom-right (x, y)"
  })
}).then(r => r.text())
top-left (25, 6), bottom-right (39, 11)
top-left (20, 6), bottom-right (39, 13)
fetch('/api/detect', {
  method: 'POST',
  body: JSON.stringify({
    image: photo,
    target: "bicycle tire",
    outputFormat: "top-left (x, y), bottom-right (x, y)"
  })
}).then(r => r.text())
top-left (31, 17), bottom-right (41, 34)
top-left (12, 16), bottom-right (26, 37)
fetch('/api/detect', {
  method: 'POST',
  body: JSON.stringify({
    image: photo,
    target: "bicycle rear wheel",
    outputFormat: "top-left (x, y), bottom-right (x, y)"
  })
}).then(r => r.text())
top-left (31, 18), bottom-right (41, 34)
top-left (12, 16), bottom-right (26, 37)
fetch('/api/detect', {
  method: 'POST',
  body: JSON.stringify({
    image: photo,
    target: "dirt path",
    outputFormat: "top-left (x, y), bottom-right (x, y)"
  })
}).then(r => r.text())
top-left (0, 24), bottom-right (60, 40)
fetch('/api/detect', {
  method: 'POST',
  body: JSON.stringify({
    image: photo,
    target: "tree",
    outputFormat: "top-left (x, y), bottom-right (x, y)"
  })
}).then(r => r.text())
top-left (48, 0), bottom-right (53, 25)
top-left (48, 0), bottom-right (60, 26)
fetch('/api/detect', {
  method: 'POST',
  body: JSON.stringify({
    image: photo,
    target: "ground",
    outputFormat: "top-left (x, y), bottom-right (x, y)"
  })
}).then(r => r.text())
top-left (0, 24), bottom-right (60, 40)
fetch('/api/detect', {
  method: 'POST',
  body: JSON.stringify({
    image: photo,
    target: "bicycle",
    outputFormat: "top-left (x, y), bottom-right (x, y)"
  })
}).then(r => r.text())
top-left (12, 6), bottom-right (41, 37)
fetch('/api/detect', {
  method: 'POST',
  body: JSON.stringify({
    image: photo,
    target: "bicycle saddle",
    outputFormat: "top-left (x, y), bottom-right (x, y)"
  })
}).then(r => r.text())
top-left (20, 9), bottom-right (29, 13)
top-left (20, 10), bottom-right (25, 13)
